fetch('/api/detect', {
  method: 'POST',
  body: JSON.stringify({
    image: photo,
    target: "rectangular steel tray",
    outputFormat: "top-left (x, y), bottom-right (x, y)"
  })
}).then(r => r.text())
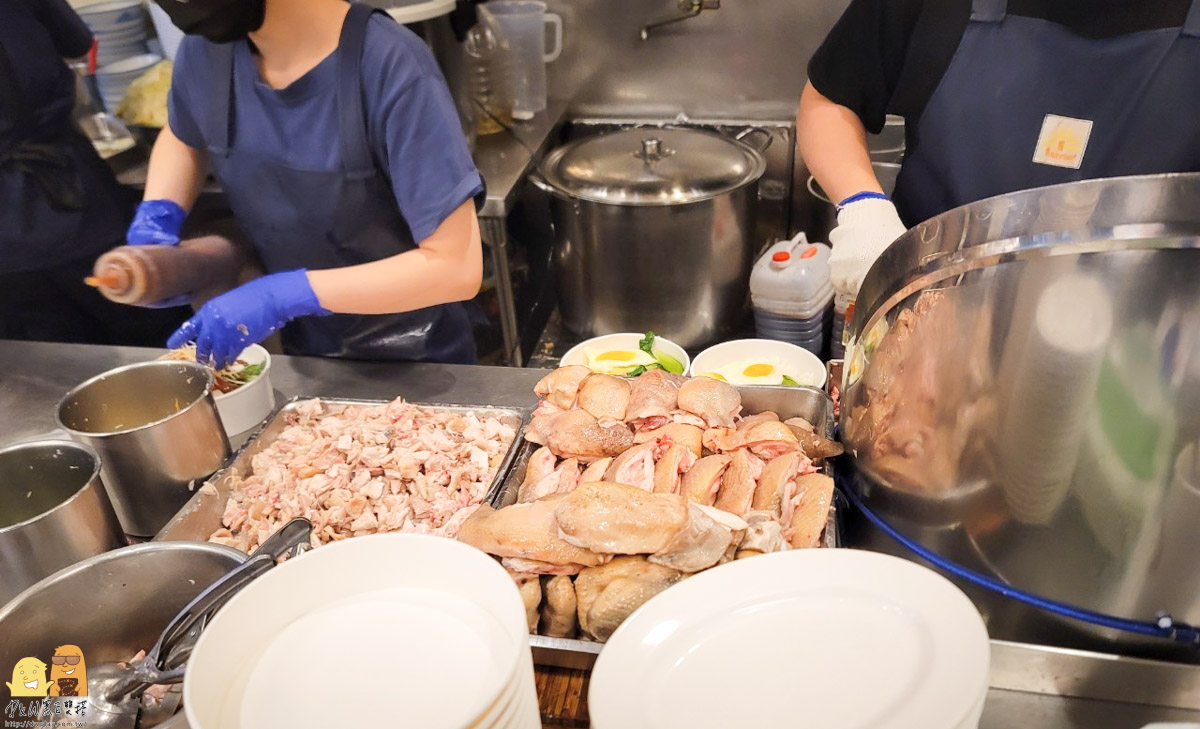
top-left (156, 397), bottom-right (531, 543)
top-left (498, 384), bottom-right (840, 669)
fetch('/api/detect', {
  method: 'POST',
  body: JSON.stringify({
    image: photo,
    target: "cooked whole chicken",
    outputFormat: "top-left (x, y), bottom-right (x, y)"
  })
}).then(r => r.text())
top-left (555, 481), bottom-right (690, 554)
top-left (457, 496), bottom-right (607, 567)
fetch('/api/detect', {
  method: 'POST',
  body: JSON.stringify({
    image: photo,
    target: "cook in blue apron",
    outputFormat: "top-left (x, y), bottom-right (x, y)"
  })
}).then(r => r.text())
top-left (135, 0), bottom-right (485, 368)
top-left (798, 0), bottom-right (1200, 295)
top-left (0, 0), bottom-right (190, 345)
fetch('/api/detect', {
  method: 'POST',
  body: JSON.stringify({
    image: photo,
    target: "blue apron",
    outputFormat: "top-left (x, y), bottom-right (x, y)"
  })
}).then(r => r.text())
top-left (205, 3), bottom-right (476, 363)
top-left (893, 0), bottom-right (1200, 226)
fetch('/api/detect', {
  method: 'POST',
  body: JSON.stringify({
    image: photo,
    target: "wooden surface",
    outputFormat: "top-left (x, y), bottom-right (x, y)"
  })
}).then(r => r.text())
top-left (536, 666), bottom-right (591, 727)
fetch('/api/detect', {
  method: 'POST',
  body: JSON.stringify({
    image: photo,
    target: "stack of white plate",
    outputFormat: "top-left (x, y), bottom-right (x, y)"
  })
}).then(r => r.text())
top-left (77, 0), bottom-right (150, 68)
top-left (95, 52), bottom-right (161, 113)
top-left (185, 534), bottom-right (541, 729)
top-left (591, 549), bottom-right (991, 729)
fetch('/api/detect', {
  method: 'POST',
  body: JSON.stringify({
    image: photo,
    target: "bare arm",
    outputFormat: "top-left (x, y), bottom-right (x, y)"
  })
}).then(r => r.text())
top-left (306, 200), bottom-right (483, 315)
top-left (142, 124), bottom-right (209, 210)
top-left (796, 81), bottom-right (882, 205)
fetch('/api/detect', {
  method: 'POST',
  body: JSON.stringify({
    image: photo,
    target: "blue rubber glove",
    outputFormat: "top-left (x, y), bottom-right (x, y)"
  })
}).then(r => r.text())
top-left (167, 270), bottom-right (331, 369)
top-left (127, 199), bottom-right (187, 246)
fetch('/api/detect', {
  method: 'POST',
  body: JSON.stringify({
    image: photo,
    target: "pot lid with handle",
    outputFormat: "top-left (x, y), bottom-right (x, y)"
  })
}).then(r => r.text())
top-left (539, 127), bottom-right (767, 205)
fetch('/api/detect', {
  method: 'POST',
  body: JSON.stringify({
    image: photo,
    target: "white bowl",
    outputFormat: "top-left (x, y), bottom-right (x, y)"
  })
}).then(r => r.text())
top-left (77, 0), bottom-right (144, 31)
top-left (561, 333), bottom-right (690, 375)
top-left (97, 52), bottom-right (162, 76)
top-left (590, 549), bottom-right (990, 729)
top-left (185, 534), bottom-right (539, 729)
top-left (690, 338), bottom-right (827, 388)
top-left (212, 345), bottom-right (275, 437)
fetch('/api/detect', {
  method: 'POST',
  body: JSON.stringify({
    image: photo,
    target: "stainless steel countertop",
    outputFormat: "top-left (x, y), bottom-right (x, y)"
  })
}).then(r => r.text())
top-left (474, 101), bottom-right (568, 218)
top-left (0, 339), bottom-right (1196, 729)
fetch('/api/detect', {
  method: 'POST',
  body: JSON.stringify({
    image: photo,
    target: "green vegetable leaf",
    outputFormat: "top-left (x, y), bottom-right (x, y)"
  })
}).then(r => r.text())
top-left (240, 363), bottom-right (265, 378)
top-left (655, 352), bottom-right (685, 374)
top-left (781, 375), bottom-right (800, 387)
top-left (626, 363), bottom-right (664, 377)
top-left (638, 331), bottom-right (657, 357)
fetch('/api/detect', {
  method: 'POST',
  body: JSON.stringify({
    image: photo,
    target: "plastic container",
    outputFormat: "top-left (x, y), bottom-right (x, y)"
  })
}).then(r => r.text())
top-left (751, 233), bottom-right (834, 357)
top-left (486, 0), bottom-right (562, 119)
top-left (465, 16), bottom-right (513, 135)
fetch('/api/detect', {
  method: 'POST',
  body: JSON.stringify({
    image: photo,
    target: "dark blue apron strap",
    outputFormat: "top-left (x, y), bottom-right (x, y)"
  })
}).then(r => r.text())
top-left (337, 3), bottom-right (379, 177)
top-left (1183, 0), bottom-right (1200, 37)
top-left (207, 42), bottom-right (236, 155)
top-left (969, 0), bottom-right (1007, 23)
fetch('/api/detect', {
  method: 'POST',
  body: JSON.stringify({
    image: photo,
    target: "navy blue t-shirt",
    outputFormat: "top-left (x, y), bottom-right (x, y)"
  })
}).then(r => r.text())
top-left (168, 14), bottom-right (483, 244)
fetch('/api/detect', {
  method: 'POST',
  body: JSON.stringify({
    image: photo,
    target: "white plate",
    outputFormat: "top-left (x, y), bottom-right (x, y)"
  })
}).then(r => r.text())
top-left (690, 337), bottom-right (827, 388)
top-left (590, 549), bottom-right (989, 729)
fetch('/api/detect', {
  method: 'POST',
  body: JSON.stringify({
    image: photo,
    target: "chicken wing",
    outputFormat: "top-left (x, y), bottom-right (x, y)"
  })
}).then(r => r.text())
top-left (518, 452), bottom-right (581, 503)
top-left (579, 456), bottom-right (613, 482)
top-left (783, 473), bottom-right (834, 549)
top-left (526, 410), bottom-right (634, 462)
top-left (677, 377), bottom-right (742, 428)
top-left (650, 503), bottom-right (747, 572)
top-left (540, 575), bottom-right (578, 639)
top-left (577, 373), bottom-right (632, 422)
top-left (510, 572), bottom-right (542, 633)
top-left (681, 454), bottom-right (733, 505)
top-left (535, 365), bottom-right (592, 410)
top-left (626, 370), bottom-right (686, 430)
top-left (575, 556), bottom-right (683, 641)
top-left (457, 497), bottom-right (607, 567)
top-left (554, 481), bottom-right (689, 554)
top-left (603, 438), bottom-right (660, 492)
top-left (635, 422), bottom-right (703, 458)
top-left (714, 449), bottom-right (764, 517)
top-left (752, 452), bottom-right (802, 516)
top-left (653, 444), bottom-right (697, 494)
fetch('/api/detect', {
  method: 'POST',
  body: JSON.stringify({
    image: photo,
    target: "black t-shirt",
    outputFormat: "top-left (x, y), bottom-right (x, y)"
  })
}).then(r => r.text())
top-left (808, 0), bottom-right (1193, 135)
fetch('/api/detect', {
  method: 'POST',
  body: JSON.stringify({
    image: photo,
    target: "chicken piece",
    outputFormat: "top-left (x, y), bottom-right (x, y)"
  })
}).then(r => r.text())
top-left (540, 575), bottom-right (579, 638)
top-left (784, 417), bottom-right (845, 461)
top-left (626, 370), bottom-right (686, 430)
top-left (677, 377), bottom-right (742, 429)
top-left (535, 365), bottom-right (592, 410)
top-left (603, 439), bottom-right (660, 492)
top-left (714, 449), bottom-right (764, 517)
top-left (457, 497), bottom-right (607, 566)
top-left (577, 374), bottom-right (632, 422)
top-left (518, 457), bottom-right (580, 503)
top-left (703, 412), bottom-right (780, 452)
top-left (736, 510), bottom-right (787, 559)
top-left (783, 473), bottom-right (835, 549)
top-left (635, 423), bottom-right (703, 458)
top-left (653, 445), bottom-right (697, 494)
top-left (511, 572), bottom-right (542, 633)
top-left (579, 457), bottom-right (612, 482)
top-left (752, 452), bottom-right (802, 516)
top-left (554, 481), bottom-right (689, 554)
top-left (516, 447), bottom-right (558, 501)
top-left (650, 503), bottom-right (747, 572)
top-left (526, 410), bottom-right (634, 462)
top-left (681, 454), bottom-right (733, 505)
top-left (575, 556), bottom-right (683, 641)
top-left (501, 557), bottom-right (585, 575)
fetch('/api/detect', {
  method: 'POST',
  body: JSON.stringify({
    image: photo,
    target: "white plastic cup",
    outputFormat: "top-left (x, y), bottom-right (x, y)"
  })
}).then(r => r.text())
top-left (487, 0), bottom-right (562, 119)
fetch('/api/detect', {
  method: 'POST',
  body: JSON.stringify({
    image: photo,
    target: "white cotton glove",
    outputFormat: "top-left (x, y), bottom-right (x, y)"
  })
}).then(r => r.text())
top-left (828, 197), bottom-right (909, 295)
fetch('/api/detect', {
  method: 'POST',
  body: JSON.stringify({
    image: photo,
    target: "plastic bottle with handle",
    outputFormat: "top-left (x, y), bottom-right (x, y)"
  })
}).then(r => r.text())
top-left (750, 232), bottom-right (835, 357)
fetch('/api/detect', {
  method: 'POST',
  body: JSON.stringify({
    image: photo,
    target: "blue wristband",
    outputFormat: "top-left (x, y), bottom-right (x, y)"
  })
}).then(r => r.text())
top-left (836, 191), bottom-right (889, 209)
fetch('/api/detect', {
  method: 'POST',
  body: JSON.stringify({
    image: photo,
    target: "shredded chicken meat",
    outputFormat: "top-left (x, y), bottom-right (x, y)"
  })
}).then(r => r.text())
top-left (209, 398), bottom-right (517, 551)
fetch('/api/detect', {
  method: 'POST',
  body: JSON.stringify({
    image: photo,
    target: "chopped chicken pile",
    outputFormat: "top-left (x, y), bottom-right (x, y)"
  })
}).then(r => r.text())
top-left (457, 369), bottom-right (840, 642)
top-left (210, 398), bottom-right (517, 551)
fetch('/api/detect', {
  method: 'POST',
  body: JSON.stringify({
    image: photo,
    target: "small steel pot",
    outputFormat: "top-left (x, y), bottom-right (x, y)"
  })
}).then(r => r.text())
top-left (57, 361), bottom-right (231, 537)
top-left (0, 439), bottom-right (124, 606)
top-left (533, 127), bottom-right (769, 349)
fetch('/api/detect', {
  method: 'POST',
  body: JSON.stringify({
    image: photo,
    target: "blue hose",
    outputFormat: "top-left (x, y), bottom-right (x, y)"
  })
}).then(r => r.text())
top-left (835, 470), bottom-right (1200, 648)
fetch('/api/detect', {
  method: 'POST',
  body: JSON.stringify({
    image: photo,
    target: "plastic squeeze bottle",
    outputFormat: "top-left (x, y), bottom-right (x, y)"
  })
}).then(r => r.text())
top-left (86, 235), bottom-right (245, 308)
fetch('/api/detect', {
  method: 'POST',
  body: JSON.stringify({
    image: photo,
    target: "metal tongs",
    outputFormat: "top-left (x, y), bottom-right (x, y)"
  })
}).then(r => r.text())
top-left (88, 518), bottom-right (313, 729)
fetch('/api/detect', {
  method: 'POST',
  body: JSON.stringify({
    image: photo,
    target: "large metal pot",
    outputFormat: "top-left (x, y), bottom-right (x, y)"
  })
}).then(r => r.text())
top-left (57, 361), bottom-right (231, 537)
top-left (0, 440), bottom-right (124, 606)
top-left (841, 173), bottom-right (1200, 654)
top-left (533, 127), bottom-right (768, 349)
top-left (0, 541), bottom-right (243, 698)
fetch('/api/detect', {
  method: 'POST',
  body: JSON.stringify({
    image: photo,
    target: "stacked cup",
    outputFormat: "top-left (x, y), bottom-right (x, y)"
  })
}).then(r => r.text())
top-left (94, 53), bottom-right (162, 114)
top-left (185, 534), bottom-right (541, 729)
top-left (77, 0), bottom-right (150, 67)
top-left (751, 233), bottom-right (835, 357)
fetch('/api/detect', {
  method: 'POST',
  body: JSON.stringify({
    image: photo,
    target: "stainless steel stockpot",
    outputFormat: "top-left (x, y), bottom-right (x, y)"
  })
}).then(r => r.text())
top-left (533, 127), bottom-right (768, 349)
top-left (0, 439), bottom-right (124, 606)
top-left (57, 361), bottom-right (231, 537)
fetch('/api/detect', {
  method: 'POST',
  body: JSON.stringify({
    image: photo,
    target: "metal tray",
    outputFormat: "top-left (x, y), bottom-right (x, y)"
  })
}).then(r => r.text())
top-left (155, 397), bottom-right (530, 543)
top-left (498, 385), bottom-right (840, 669)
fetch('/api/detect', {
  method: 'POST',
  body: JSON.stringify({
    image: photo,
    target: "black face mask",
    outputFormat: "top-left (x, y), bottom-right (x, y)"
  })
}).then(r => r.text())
top-left (153, 0), bottom-right (267, 44)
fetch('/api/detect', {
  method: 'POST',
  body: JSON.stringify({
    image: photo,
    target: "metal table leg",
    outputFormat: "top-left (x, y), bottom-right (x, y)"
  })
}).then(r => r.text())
top-left (480, 216), bottom-right (522, 367)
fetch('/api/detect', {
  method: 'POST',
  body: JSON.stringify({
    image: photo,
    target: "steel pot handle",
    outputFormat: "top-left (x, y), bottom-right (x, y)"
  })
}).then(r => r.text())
top-left (735, 126), bottom-right (774, 154)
